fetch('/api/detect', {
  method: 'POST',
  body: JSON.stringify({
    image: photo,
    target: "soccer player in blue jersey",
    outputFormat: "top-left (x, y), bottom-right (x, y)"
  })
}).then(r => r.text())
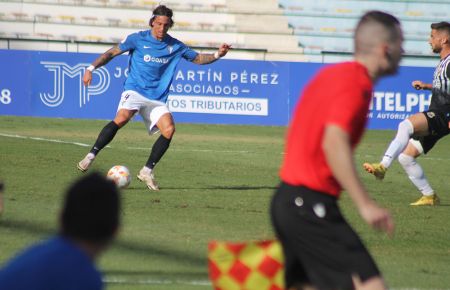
top-left (77, 5), bottom-right (231, 190)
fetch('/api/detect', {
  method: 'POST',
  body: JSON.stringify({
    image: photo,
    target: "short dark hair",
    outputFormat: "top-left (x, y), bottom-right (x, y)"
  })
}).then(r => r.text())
top-left (149, 5), bottom-right (174, 27)
top-left (61, 172), bottom-right (120, 243)
top-left (431, 21), bottom-right (450, 35)
top-left (356, 10), bottom-right (401, 41)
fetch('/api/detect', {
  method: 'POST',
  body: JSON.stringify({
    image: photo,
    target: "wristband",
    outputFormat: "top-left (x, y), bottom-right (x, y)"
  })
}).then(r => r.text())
top-left (87, 65), bottom-right (95, 72)
top-left (214, 51), bottom-right (220, 59)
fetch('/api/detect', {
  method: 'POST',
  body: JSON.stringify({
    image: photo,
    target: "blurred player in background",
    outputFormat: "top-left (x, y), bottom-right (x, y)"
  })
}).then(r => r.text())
top-left (0, 173), bottom-right (120, 290)
top-left (363, 21), bottom-right (450, 206)
top-left (271, 11), bottom-right (402, 290)
top-left (77, 5), bottom-right (231, 190)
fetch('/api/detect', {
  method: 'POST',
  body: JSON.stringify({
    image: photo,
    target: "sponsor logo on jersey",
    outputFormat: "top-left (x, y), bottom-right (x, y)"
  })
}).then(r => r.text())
top-left (143, 54), bottom-right (169, 64)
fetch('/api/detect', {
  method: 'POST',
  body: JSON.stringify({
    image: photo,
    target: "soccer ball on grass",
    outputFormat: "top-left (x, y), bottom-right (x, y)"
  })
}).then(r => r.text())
top-left (107, 165), bottom-right (131, 189)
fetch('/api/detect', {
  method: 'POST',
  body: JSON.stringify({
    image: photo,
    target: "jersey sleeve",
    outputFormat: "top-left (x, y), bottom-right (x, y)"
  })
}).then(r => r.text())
top-left (180, 42), bottom-right (199, 61)
top-left (446, 61), bottom-right (450, 79)
top-left (118, 33), bottom-right (138, 52)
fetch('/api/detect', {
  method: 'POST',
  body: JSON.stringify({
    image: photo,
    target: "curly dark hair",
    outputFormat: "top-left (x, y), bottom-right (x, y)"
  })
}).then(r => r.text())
top-left (149, 5), bottom-right (174, 27)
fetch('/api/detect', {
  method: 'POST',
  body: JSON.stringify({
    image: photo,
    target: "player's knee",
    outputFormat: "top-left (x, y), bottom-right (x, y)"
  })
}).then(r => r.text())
top-left (353, 275), bottom-right (387, 290)
top-left (113, 115), bottom-right (132, 128)
top-left (398, 153), bottom-right (414, 167)
top-left (161, 124), bottom-right (175, 139)
top-left (114, 119), bottom-right (128, 128)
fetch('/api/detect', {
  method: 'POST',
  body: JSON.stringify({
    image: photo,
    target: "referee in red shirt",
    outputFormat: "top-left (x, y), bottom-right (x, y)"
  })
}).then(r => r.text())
top-left (271, 11), bottom-right (403, 290)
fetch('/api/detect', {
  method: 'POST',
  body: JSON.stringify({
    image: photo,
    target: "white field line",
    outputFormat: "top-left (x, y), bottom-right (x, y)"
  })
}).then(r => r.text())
top-left (103, 277), bottom-right (210, 287)
top-left (104, 277), bottom-right (447, 290)
top-left (356, 153), bottom-right (450, 162)
top-left (127, 146), bottom-right (252, 154)
top-left (0, 132), bottom-right (251, 154)
top-left (0, 132), bottom-right (91, 147)
top-left (2, 132), bottom-right (450, 161)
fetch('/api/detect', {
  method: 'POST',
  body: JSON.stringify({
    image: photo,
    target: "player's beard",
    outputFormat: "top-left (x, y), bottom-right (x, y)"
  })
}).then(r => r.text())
top-left (432, 45), bottom-right (441, 54)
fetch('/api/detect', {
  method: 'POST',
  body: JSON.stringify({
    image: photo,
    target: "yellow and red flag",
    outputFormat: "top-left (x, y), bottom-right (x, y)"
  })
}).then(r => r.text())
top-left (208, 240), bottom-right (285, 290)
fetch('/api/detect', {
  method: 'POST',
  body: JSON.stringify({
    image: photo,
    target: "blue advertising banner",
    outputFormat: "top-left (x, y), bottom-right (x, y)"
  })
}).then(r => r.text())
top-left (169, 59), bottom-right (291, 126)
top-left (30, 51), bottom-right (126, 120)
top-left (0, 50), bottom-right (33, 116)
top-left (0, 49), bottom-right (437, 129)
top-left (368, 66), bottom-right (433, 129)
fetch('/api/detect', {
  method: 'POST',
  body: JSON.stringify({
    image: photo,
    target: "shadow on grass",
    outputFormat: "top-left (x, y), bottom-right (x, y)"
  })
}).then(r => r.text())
top-left (163, 185), bottom-right (277, 190)
top-left (0, 218), bottom-right (205, 266)
top-left (104, 269), bottom-right (205, 277)
top-left (210, 185), bottom-right (277, 190)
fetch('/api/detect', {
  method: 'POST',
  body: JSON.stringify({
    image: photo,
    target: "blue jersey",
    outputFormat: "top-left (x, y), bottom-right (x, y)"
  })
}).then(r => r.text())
top-left (119, 30), bottom-right (198, 102)
top-left (0, 236), bottom-right (102, 290)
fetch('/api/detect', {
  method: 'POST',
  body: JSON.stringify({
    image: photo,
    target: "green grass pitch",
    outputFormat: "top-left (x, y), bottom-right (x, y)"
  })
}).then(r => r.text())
top-left (0, 116), bottom-right (449, 289)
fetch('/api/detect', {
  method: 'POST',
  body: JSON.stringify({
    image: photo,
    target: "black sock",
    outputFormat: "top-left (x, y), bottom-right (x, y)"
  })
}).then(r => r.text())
top-left (146, 135), bottom-right (172, 169)
top-left (90, 121), bottom-right (120, 155)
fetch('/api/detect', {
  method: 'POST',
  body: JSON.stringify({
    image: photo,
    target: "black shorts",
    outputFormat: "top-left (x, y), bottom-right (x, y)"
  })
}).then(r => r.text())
top-left (414, 109), bottom-right (450, 154)
top-left (270, 182), bottom-right (380, 290)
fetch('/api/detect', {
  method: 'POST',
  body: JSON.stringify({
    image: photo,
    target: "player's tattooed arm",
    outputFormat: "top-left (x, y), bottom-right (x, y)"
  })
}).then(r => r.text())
top-left (91, 46), bottom-right (123, 69)
top-left (83, 46), bottom-right (123, 86)
top-left (192, 53), bottom-right (219, 65)
top-left (192, 43), bottom-right (232, 65)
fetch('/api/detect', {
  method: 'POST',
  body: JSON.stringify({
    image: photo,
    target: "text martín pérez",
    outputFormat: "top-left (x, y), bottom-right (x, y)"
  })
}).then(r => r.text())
top-left (170, 69), bottom-right (280, 96)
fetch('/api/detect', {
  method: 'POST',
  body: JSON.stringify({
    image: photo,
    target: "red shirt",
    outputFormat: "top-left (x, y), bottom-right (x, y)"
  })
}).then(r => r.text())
top-left (280, 62), bottom-right (373, 197)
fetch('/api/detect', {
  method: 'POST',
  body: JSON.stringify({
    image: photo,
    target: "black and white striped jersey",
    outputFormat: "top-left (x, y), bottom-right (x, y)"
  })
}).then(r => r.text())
top-left (430, 53), bottom-right (450, 110)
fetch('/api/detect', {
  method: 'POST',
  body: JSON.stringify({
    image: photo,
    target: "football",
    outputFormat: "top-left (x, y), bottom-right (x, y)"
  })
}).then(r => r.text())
top-left (106, 165), bottom-right (131, 189)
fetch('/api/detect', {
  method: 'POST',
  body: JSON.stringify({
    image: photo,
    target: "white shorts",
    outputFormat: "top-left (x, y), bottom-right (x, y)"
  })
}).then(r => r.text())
top-left (117, 90), bottom-right (170, 135)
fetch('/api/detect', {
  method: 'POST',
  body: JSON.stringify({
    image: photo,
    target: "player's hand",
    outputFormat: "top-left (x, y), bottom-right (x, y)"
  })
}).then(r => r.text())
top-left (359, 201), bottom-right (394, 236)
top-left (218, 43), bottom-right (232, 58)
top-left (83, 71), bottom-right (92, 86)
top-left (412, 80), bottom-right (425, 90)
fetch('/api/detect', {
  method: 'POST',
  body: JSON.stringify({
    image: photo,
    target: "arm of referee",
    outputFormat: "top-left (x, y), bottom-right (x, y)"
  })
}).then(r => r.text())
top-left (322, 124), bottom-right (394, 236)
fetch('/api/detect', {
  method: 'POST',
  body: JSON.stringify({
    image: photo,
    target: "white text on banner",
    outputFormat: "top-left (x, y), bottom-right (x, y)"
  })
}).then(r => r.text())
top-left (167, 95), bottom-right (268, 116)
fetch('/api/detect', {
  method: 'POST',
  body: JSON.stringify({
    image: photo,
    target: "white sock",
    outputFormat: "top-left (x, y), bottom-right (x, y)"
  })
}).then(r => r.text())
top-left (398, 153), bottom-right (434, 196)
top-left (87, 152), bottom-right (95, 160)
top-left (142, 166), bottom-right (152, 173)
top-left (381, 119), bottom-right (414, 168)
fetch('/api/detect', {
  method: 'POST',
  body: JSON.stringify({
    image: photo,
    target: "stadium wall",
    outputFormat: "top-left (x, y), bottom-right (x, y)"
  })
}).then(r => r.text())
top-left (0, 49), bottom-right (435, 129)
